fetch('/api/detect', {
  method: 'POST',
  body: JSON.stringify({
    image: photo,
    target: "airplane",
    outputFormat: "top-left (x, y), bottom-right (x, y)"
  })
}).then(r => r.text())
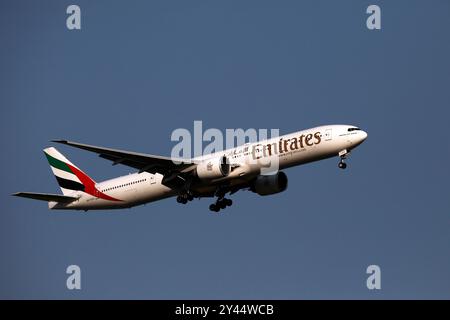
top-left (13, 124), bottom-right (367, 212)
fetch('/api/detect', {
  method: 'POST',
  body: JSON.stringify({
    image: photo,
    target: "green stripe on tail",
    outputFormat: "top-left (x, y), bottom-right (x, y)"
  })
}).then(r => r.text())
top-left (44, 152), bottom-right (73, 174)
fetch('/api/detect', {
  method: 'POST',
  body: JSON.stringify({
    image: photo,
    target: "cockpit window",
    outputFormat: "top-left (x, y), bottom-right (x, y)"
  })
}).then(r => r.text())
top-left (348, 127), bottom-right (361, 132)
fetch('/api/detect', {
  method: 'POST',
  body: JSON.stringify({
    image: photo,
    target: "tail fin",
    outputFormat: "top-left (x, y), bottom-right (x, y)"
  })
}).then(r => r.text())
top-left (43, 147), bottom-right (96, 195)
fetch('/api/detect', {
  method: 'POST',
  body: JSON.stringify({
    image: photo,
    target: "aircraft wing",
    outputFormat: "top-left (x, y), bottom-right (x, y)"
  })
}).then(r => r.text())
top-left (12, 192), bottom-right (79, 203)
top-left (52, 140), bottom-right (196, 186)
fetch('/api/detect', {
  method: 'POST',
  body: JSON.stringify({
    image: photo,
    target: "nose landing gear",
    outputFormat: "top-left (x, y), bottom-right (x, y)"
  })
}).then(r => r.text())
top-left (338, 161), bottom-right (347, 169)
top-left (338, 149), bottom-right (349, 170)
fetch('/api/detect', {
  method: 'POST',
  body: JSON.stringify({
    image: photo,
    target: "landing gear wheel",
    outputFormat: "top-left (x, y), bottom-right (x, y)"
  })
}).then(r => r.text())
top-left (338, 161), bottom-right (347, 169)
top-left (219, 200), bottom-right (227, 209)
top-left (224, 198), bottom-right (232, 206)
top-left (209, 204), bottom-right (220, 212)
top-left (177, 195), bottom-right (188, 204)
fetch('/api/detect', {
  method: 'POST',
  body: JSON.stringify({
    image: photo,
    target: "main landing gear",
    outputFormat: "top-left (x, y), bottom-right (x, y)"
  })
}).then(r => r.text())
top-left (176, 192), bottom-right (194, 204)
top-left (209, 186), bottom-right (233, 213)
top-left (209, 198), bottom-right (233, 212)
top-left (338, 149), bottom-right (349, 170)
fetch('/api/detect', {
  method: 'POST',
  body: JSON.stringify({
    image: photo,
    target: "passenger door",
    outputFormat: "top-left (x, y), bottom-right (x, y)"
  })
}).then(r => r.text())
top-left (324, 128), bottom-right (332, 141)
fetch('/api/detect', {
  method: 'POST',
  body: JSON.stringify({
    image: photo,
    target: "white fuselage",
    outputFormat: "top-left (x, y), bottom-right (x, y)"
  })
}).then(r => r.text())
top-left (50, 124), bottom-right (367, 210)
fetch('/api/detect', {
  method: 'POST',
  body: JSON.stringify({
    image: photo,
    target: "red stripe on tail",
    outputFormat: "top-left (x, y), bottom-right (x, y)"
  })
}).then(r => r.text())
top-left (66, 164), bottom-right (122, 202)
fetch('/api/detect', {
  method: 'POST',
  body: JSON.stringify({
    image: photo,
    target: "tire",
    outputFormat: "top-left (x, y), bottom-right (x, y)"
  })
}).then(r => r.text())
top-left (338, 162), bottom-right (347, 169)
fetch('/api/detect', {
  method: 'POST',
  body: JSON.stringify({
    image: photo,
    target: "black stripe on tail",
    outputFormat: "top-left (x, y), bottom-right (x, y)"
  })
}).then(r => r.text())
top-left (55, 176), bottom-right (85, 191)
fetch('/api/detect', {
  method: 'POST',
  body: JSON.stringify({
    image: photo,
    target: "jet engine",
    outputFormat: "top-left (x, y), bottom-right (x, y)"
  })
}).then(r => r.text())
top-left (196, 155), bottom-right (230, 180)
top-left (251, 171), bottom-right (288, 196)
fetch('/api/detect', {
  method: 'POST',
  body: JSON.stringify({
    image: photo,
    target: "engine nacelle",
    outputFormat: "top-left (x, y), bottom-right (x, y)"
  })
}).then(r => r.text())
top-left (196, 155), bottom-right (230, 180)
top-left (251, 171), bottom-right (288, 196)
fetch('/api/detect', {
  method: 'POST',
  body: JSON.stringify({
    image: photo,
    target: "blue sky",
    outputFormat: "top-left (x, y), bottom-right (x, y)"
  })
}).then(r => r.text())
top-left (1, 0), bottom-right (449, 299)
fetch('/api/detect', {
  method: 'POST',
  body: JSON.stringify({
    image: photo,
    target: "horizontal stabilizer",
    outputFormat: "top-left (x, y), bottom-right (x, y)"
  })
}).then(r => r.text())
top-left (12, 192), bottom-right (78, 203)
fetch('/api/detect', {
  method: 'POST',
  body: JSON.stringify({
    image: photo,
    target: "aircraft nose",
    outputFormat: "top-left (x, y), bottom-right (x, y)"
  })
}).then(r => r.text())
top-left (360, 130), bottom-right (368, 142)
